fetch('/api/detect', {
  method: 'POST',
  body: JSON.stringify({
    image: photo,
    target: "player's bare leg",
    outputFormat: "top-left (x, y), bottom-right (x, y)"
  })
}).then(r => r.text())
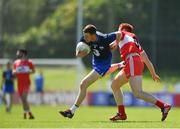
top-left (59, 70), bottom-right (101, 118)
top-left (59, 62), bottom-right (125, 119)
top-left (20, 92), bottom-right (34, 119)
top-left (111, 70), bottom-right (128, 105)
top-left (5, 93), bottom-right (13, 112)
top-left (2, 93), bottom-right (7, 111)
top-left (75, 70), bottom-right (100, 106)
top-left (129, 76), bottom-right (171, 121)
top-left (2, 93), bottom-right (12, 112)
top-left (129, 76), bottom-right (157, 103)
top-left (110, 70), bottom-right (128, 121)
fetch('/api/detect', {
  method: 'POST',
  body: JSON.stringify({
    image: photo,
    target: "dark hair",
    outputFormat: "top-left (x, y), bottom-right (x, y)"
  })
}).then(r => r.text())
top-left (83, 24), bottom-right (97, 34)
top-left (119, 23), bottom-right (134, 32)
top-left (18, 49), bottom-right (28, 56)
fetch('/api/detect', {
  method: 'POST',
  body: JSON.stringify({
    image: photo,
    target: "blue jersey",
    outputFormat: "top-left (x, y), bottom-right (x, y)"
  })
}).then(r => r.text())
top-left (2, 69), bottom-right (14, 93)
top-left (80, 31), bottom-right (116, 76)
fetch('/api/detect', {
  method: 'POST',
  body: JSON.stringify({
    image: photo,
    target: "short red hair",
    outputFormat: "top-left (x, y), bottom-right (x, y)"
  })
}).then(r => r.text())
top-left (119, 23), bottom-right (134, 32)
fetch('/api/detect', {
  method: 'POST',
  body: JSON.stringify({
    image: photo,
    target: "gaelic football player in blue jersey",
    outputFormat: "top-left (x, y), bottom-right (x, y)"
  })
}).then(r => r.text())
top-left (59, 24), bottom-right (122, 119)
top-left (1, 61), bottom-right (15, 112)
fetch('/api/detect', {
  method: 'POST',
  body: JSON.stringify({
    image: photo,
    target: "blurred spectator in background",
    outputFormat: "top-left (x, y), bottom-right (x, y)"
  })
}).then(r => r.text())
top-left (34, 70), bottom-right (44, 104)
top-left (1, 61), bottom-right (15, 112)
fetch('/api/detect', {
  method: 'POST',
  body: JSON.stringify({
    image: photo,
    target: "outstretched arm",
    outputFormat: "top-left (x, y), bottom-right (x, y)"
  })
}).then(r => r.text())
top-left (105, 61), bottom-right (125, 76)
top-left (115, 31), bottom-right (121, 41)
top-left (109, 41), bottom-right (118, 51)
top-left (109, 32), bottom-right (121, 51)
top-left (140, 51), bottom-right (160, 82)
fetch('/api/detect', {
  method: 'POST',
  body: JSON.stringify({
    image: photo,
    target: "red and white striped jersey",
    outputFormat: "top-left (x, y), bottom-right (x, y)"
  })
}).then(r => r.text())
top-left (117, 31), bottom-right (143, 61)
top-left (13, 59), bottom-right (34, 87)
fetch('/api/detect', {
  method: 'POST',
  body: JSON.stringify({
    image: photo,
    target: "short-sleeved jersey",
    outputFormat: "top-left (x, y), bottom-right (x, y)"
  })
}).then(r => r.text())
top-left (13, 59), bottom-right (34, 87)
top-left (117, 31), bottom-right (143, 61)
top-left (2, 69), bottom-right (14, 86)
top-left (80, 31), bottom-right (116, 76)
top-left (80, 31), bottom-right (116, 61)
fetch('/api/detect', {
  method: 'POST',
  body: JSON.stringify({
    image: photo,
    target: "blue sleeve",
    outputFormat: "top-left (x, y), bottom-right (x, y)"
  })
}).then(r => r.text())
top-left (105, 32), bottom-right (116, 44)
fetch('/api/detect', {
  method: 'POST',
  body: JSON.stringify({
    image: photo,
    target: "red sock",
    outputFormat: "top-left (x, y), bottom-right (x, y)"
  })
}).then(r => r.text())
top-left (155, 100), bottom-right (165, 109)
top-left (118, 105), bottom-right (126, 115)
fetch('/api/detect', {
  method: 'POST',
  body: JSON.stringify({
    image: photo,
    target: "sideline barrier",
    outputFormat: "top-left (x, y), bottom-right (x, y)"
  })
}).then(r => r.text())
top-left (87, 91), bottom-right (179, 107)
top-left (0, 91), bottom-right (179, 107)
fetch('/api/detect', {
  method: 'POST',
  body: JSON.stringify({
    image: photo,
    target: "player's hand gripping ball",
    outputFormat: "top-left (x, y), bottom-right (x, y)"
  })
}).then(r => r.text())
top-left (76, 42), bottom-right (90, 54)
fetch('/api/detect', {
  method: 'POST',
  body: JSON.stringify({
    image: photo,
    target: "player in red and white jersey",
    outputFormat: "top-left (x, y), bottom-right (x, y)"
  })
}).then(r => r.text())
top-left (117, 27), bottom-right (144, 78)
top-left (110, 23), bottom-right (171, 121)
top-left (13, 49), bottom-right (35, 119)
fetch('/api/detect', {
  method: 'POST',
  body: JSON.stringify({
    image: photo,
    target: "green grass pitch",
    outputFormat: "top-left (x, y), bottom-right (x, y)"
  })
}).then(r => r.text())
top-left (0, 105), bottom-right (180, 128)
